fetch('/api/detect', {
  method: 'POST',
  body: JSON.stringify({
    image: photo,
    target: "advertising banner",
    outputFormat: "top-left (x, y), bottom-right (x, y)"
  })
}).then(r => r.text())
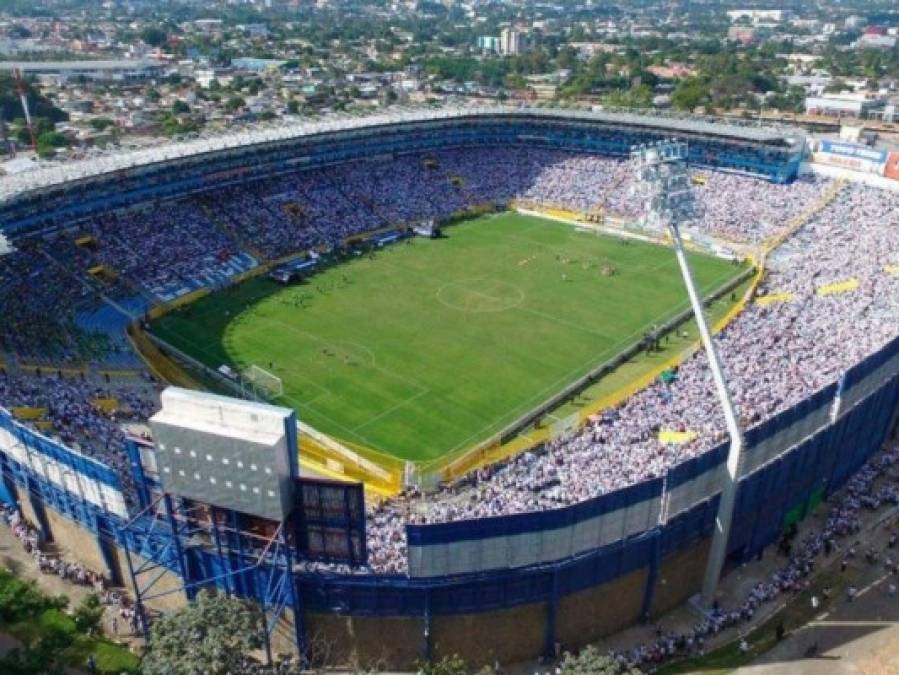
top-left (885, 151), bottom-right (899, 181)
top-left (813, 141), bottom-right (888, 175)
top-left (818, 140), bottom-right (887, 163)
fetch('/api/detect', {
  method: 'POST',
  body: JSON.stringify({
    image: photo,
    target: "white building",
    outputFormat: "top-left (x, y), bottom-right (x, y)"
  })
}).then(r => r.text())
top-left (500, 28), bottom-right (527, 55)
top-left (726, 9), bottom-right (788, 24)
top-left (858, 34), bottom-right (898, 50)
top-left (805, 93), bottom-right (887, 118)
top-left (477, 36), bottom-right (500, 52)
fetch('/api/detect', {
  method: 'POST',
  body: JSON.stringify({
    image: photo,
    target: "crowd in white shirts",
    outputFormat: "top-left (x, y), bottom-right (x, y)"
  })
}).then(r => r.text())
top-left (359, 181), bottom-right (899, 575)
top-left (1, 152), bottom-right (898, 582)
top-left (605, 444), bottom-right (899, 672)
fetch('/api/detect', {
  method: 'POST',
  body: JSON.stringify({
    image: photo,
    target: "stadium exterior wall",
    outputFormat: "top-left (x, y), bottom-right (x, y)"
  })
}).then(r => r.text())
top-left (0, 335), bottom-right (898, 668)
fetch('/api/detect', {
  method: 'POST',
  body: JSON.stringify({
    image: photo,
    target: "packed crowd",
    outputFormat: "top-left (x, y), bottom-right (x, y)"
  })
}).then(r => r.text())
top-left (0, 233), bottom-right (148, 367)
top-left (85, 203), bottom-right (253, 299)
top-left (361, 180), bottom-right (899, 574)
top-left (1, 149), bottom-right (898, 580)
top-left (0, 369), bottom-right (160, 496)
top-left (196, 147), bottom-right (823, 268)
top-left (0, 239), bottom-right (111, 364)
top-left (0, 147), bottom-right (826, 364)
top-left (607, 444), bottom-right (899, 671)
top-left (602, 169), bottom-right (830, 245)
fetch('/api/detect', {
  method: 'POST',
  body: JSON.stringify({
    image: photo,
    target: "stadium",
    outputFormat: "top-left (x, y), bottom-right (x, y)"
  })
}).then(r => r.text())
top-left (1, 106), bottom-right (898, 671)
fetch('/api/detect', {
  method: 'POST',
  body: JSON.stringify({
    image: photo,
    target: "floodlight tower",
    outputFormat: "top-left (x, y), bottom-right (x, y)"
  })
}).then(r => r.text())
top-left (631, 141), bottom-right (744, 607)
top-left (13, 68), bottom-right (37, 153)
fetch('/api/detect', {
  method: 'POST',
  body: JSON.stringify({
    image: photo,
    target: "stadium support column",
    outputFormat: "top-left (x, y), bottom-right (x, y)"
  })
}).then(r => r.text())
top-left (630, 141), bottom-right (745, 608)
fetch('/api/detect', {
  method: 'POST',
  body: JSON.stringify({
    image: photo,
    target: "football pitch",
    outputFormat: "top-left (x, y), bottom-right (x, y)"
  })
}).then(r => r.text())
top-left (151, 213), bottom-right (745, 463)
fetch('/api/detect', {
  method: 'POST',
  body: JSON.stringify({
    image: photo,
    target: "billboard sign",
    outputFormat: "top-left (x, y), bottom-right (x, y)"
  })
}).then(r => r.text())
top-left (817, 140), bottom-right (887, 163)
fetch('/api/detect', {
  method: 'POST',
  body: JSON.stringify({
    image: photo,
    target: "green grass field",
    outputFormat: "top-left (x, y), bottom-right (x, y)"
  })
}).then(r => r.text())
top-left (151, 213), bottom-right (745, 463)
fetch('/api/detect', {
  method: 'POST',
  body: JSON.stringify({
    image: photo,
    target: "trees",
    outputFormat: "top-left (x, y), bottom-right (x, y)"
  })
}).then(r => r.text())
top-left (140, 589), bottom-right (263, 675)
top-left (157, 112), bottom-right (203, 137)
top-left (558, 645), bottom-right (642, 675)
top-left (0, 570), bottom-right (67, 622)
top-left (73, 594), bottom-right (104, 636)
top-left (417, 654), bottom-right (468, 675)
top-left (0, 629), bottom-right (71, 675)
top-left (225, 95), bottom-right (246, 112)
top-left (140, 27), bottom-right (168, 49)
top-left (35, 130), bottom-right (68, 158)
top-left (605, 84), bottom-right (654, 109)
top-left (0, 74), bottom-right (68, 124)
top-left (89, 117), bottom-right (115, 131)
top-left (671, 76), bottom-right (711, 111)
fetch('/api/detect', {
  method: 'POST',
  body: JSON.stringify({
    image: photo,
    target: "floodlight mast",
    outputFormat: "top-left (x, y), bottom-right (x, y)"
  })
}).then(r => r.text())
top-left (630, 141), bottom-right (745, 607)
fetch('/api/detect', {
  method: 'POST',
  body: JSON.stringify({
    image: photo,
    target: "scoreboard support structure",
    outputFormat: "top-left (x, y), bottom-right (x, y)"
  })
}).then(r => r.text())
top-left (122, 388), bottom-right (366, 666)
top-left (121, 492), bottom-right (306, 666)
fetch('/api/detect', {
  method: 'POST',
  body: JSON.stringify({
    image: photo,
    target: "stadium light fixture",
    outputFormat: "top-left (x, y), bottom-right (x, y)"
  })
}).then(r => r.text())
top-left (630, 140), bottom-right (745, 608)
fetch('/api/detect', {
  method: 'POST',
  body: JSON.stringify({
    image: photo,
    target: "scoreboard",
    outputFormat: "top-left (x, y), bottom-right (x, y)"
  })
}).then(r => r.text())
top-left (295, 478), bottom-right (367, 566)
top-left (150, 388), bottom-right (298, 521)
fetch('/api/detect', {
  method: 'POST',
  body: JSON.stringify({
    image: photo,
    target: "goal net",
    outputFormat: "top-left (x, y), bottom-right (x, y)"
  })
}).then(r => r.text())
top-left (242, 365), bottom-right (284, 400)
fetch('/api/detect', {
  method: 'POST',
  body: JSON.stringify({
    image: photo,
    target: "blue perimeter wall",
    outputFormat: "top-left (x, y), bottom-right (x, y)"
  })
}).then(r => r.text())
top-left (0, 333), bottom-right (897, 631)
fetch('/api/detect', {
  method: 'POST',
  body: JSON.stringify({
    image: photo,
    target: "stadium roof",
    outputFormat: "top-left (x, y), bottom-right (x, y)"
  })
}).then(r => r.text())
top-left (0, 106), bottom-right (802, 206)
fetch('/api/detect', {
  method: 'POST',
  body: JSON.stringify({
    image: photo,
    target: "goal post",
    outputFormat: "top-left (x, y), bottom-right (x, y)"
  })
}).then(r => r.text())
top-left (241, 365), bottom-right (284, 400)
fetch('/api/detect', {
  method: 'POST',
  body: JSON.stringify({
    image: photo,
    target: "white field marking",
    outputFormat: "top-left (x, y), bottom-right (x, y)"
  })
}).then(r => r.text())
top-left (327, 242), bottom-right (741, 456)
top-left (246, 314), bottom-right (429, 395)
top-left (435, 278), bottom-right (526, 313)
top-left (351, 388), bottom-right (432, 432)
top-left (169, 258), bottom-right (737, 459)
top-left (226, 329), bottom-right (333, 400)
top-left (157, 325), bottom-right (332, 402)
top-left (278, 391), bottom-right (386, 449)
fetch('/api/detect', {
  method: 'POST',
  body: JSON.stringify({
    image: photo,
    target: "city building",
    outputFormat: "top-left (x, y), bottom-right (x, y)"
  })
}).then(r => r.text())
top-left (726, 9), bottom-right (788, 24)
top-left (500, 28), bottom-right (527, 55)
top-left (804, 92), bottom-right (887, 118)
top-left (477, 36), bottom-right (500, 53)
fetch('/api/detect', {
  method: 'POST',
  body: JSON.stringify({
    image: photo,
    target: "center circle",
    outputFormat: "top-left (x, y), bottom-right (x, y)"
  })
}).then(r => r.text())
top-left (436, 278), bottom-right (525, 313)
